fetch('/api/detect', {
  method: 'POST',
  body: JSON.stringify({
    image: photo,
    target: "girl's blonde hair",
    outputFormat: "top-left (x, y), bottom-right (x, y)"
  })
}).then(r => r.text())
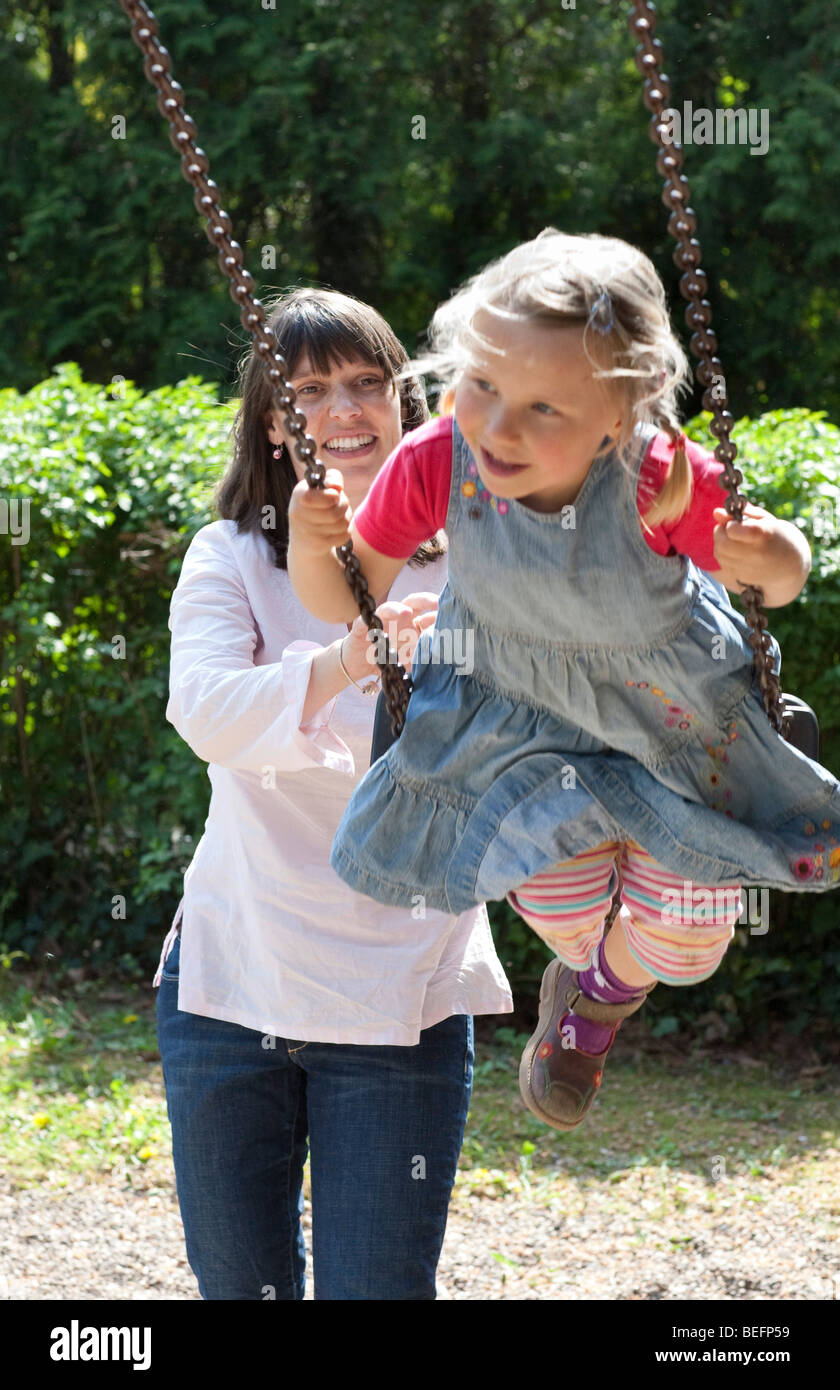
top-left (399, 228), bottom-right (695, 531)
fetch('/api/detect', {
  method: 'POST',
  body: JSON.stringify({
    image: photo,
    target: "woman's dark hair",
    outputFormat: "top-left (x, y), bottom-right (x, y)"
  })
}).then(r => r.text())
top-left (214, 287), bottom-right (446, 570)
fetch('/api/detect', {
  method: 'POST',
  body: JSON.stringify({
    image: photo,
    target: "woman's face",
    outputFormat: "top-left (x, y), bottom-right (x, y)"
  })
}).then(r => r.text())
top-left (267, 352), bottom-right (404, 510)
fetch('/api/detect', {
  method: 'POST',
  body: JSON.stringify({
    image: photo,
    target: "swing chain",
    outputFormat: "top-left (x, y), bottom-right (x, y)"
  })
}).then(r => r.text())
top-left (629, 1), bottom-right (791, 741)
top-left (118, 0), bottom-right (413, 735)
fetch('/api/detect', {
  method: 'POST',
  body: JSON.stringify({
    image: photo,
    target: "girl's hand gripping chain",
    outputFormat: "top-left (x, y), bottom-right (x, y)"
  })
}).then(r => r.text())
top-left (288, 468), bottom-right (418, 624)
top-left (711, 503), bottom-right (811, 608)
top-left (288, 467), bottom-right (352, 559)
top-left (287, 468), bottom-right (360, 622)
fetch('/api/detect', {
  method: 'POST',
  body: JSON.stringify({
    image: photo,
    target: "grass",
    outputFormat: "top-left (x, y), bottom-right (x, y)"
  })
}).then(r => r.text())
top-left (1, 970), bottom-right (838, 1241)
top-left (0, 978), bottom-right (166, 1188)
top-left (456, 1024), bottom-right (840, 1237)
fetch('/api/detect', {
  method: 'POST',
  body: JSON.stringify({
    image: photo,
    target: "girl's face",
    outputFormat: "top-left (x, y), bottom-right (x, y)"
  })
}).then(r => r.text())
top-left (453, 310), bottom-right (622, 514)
top-left (266, 352), bottom-right (404, 510)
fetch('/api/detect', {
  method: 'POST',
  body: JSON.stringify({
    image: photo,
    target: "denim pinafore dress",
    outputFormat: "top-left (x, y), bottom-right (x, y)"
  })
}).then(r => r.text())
top-left (330, 416), bottom-right (840, 915)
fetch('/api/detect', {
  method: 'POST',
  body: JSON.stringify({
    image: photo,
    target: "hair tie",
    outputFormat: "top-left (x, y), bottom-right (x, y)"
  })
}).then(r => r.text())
top-left (672, 431), bottom-right (687, 452)
top-left (590, 290), bottom-right (614, 335)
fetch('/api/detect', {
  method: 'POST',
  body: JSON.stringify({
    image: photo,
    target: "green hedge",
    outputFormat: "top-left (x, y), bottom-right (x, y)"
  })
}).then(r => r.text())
top-left (0, 363), bottom-right (224, 977)
top-left (1, 365), bottom-right (838, 1037)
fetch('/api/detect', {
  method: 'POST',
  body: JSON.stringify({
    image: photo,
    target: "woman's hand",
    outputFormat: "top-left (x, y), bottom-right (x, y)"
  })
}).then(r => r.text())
top-left (288, 468), bottom-right (353, 559)
top-left (342, 592), bottom-right (439, 681)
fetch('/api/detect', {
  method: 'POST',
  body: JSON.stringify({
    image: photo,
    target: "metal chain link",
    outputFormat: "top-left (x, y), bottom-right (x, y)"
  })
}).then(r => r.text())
top-left (629, 1), bottom-right (791, 739)
top-left (118, 0), bottom-right (413, 736)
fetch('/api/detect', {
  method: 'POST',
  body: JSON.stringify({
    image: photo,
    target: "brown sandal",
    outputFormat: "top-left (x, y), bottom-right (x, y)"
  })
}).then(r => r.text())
top-left (519, 958), bottom-right (657, 1131)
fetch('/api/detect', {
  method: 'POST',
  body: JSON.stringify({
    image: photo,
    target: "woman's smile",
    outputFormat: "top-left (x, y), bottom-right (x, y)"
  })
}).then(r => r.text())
top-left (322, 432), bottom-right (378, 461)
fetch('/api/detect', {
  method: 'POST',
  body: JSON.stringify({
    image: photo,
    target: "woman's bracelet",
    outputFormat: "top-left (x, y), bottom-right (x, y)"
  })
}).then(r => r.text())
top-left (338, 634), bottom-right (381, 696)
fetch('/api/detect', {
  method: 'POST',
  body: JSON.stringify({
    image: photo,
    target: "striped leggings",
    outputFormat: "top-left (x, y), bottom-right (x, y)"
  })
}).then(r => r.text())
top-left (507, 839), bottom-right (744, 986)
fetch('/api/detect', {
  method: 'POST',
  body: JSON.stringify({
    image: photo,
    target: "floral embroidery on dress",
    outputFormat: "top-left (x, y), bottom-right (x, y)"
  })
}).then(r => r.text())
top-left (462, 460), bottom-right (509, 520)
top-left (791, 817), bottom-right (840, 882)
top-left (625, 679), bottom-right (738, 816)
top-left (701, 723), bottom-right (738, 817)
top-left (625, 679), bottom-right (694, 731)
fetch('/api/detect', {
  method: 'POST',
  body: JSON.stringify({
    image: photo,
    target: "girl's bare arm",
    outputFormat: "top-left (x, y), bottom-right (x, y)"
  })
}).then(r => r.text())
top-left (287, 470), bottom-right (410, 622)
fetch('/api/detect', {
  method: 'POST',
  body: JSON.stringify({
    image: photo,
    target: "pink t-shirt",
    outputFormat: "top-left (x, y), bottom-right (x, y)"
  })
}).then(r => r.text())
top-left (353, 414), bottom-right (729, 573)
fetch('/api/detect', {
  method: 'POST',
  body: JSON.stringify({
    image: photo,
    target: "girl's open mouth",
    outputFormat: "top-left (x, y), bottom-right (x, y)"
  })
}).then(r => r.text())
top-left (481, 447), bottom-right (527, 477)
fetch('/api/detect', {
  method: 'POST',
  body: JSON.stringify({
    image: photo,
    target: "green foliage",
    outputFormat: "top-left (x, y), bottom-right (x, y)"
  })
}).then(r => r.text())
top-left (0, 362), bottom-right (227, 973)
top-left (2, 0), bottom-right (840, 421)
top-left (690, 408), bottom-right (840, 746)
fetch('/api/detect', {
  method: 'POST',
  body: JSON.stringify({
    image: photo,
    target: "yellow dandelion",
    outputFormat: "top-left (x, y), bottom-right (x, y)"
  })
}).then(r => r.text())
top-left (123, 1014), bottom-right (138, 1024)
top-left (33, 1113), bottom-right (50, 1128)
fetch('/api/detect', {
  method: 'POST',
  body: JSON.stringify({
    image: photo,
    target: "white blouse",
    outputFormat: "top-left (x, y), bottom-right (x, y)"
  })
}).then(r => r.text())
top-left (152, 519), bottom-right (513, 1043)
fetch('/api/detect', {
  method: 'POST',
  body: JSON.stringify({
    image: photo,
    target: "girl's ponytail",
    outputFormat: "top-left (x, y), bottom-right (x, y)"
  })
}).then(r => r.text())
top-left (638, 412), bottom-right (694, 534)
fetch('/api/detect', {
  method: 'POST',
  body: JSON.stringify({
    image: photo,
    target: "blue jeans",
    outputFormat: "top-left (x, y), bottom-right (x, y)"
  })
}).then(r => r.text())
top-left (156, 932), bottom-right (474, 1300)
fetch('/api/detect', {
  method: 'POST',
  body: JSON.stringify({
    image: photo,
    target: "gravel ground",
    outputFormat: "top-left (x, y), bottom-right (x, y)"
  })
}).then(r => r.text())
top-left (1, 1169), bottom-right (836, 1300)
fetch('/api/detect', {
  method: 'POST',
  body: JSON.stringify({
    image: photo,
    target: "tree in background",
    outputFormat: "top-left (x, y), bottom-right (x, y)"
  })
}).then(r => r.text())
top-left (0, 0), bottom-right (838, 419)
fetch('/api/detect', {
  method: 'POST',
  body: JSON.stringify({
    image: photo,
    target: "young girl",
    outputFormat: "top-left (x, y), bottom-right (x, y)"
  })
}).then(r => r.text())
top-left (287, 229), bottom-right (840, 1132)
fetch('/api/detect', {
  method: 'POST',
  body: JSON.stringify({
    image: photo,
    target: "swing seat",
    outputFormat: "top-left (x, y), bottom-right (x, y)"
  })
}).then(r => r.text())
top-left (779, 694), bottom-right (820, 762)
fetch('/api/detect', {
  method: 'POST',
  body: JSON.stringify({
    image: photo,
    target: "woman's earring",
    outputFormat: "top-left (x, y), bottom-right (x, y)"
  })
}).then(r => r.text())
top-left (271, 442), bottom-right (284, 459)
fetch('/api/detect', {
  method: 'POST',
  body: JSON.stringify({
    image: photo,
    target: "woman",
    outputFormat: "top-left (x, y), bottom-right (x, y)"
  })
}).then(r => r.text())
top-left (153, 287), bottom-right (513, 1301)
